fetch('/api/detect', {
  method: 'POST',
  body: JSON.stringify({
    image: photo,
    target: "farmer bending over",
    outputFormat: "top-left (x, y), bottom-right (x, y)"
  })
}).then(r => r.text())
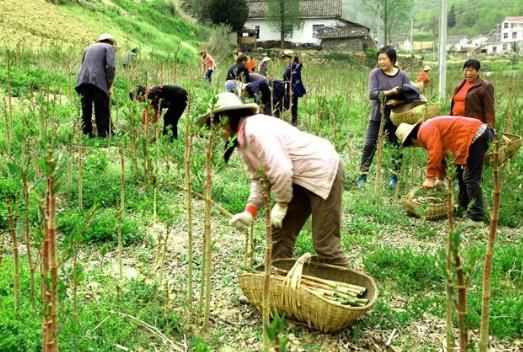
top-left (130, 85), bottom-right (188, 141)
top-left (199, 93), bottom-right (348, 266)
top-left (396, 116), bottom-right (494, 227)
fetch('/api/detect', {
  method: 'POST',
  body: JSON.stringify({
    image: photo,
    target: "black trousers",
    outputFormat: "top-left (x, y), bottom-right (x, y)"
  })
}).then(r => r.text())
top-left (456, 129), bottom-right (493, 221)
top-left (359, 118), bottom-right (402, 174)
top-left (78, 84), bottom-right (111, 138)
top-left (162, 99), bottom-right (187, 140)
top-left (290, 95), bottom-right (299, 126)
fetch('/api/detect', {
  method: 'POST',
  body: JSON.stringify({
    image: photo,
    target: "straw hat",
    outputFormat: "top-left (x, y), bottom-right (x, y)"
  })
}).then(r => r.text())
top-left (423, 64), bottom-right (431, 71)
top-left (281, 49), bottom-right (295, 57)
top-left (197, 92), bottom-right (259, 126)
top-left (396, 121), bottom-right (422, 145)
top-left (261, 56), bottom-right (271, 63)
top-left (98, 33), bottom-right (115, 44)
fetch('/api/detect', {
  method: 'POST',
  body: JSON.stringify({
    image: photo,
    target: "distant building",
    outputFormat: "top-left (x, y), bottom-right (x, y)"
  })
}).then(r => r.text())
top-left (446, 35), bottom-right (471, 52)
top-left (244, 0), bottom-right (371, 49)
top-left (315, 20), bottom-right (375, 52)
top-left (500, 16), bottom-right (523, 53)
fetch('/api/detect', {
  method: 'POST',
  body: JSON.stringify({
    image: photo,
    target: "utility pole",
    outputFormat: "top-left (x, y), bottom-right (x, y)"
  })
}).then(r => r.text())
top-left (438, 0), bottom-right (448, 100)
top-left (410, 18), bottom-right (414, 56)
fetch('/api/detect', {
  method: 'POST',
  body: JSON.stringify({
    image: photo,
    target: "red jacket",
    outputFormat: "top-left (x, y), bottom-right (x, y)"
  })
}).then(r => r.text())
top-left (418, 116), bottom-right (484, 178)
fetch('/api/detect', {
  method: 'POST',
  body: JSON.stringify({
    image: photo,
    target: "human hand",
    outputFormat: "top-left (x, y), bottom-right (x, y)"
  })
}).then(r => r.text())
top-left (423, 177), bottom-right (436, 188)
top-left (435, 179), bottom-right (448, 189)
top-left (386, 99), bottom-right (401, 106)
top-left (270, 203), bottom-right (288, 228)
top-left (229, 211), bottom-right (253, 230)
top-left (384, 86), bottom-right (400, 96)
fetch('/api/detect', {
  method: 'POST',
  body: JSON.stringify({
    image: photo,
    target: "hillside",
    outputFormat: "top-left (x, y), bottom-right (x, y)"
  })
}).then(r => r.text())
top-left (0, 0), bottom-right (208, 57)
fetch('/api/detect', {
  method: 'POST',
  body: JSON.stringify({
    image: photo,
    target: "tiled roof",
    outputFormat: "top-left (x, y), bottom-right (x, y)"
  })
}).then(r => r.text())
top-left (505, 16), bottom-right (523, 22)
top-left (315, 26), bottom-right (368, 39)
top-left (247, 0), bottom-right (342, 19)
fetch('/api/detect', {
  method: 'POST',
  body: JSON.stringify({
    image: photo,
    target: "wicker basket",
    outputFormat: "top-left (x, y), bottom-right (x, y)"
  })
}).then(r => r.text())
top-left (401, 186), bottom-right (453, 220)
top-left (238, 253), bottom-right (378, 333)
top-left (390, 102), bottom-right (441, 126)
top-left (485, 133), bottom-right (522, 165)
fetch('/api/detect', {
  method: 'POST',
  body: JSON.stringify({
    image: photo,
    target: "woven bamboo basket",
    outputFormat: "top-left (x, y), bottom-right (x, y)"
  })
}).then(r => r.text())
top-left (401, 186), bottom-right (453, 220)
top-left (485, 133), bottom-right (522, 165)
top-left (390, 102), bottom-right (441, 126)
top-left (238, 253), bottom-right (378, 333)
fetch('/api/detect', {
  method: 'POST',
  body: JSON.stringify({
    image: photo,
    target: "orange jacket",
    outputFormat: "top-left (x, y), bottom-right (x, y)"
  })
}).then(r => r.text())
top-left (417, 116), bottom-right (483, 178)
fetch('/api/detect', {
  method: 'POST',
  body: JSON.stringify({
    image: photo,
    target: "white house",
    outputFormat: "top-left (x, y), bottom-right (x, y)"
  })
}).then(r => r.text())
top-left (470, 32), bottom-right (489, 48)
top-left (244, 0), bottom-right (359, 46)
top-left (446, 35), bottom-right (471, 52)
top-left (500, 16), bottom-right (523, 53)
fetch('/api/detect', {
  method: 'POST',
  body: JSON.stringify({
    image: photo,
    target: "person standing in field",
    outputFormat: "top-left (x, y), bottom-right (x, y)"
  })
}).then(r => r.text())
top-left (450, 59), bottom-right (495, 128)
top-left (396, 116), bottom-right (494, 226)
top-left (415, 64), bottom-right (431, 92)
top-left (198, 93), bottom-right (349, 266)
top-left (258, 56), bottom-right (271, 76)
top-left (246, 56), bottom-right (257, 72)
top-left (225, 55), bottom-right (251, 93)
top-left (357, 45), bottom-right (412, 189)
top-left (75, 33), bottom-right (116, 138)
top-left (200, 50), bottom-right (216, 83)
top-left (282, 50), bottom-right (306, 126)
top-left (129, 85), bottom-right (188, 141)
top-left (123, 48), bottom-right (138, 69)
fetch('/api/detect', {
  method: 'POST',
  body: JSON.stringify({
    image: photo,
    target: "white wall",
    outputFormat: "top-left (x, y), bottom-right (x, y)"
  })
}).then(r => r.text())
top-left (244, 18), bottom-right (346, 45)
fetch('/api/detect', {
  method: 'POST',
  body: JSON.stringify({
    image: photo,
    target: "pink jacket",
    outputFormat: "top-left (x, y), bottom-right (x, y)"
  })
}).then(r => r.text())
top-left (237, 114), bottom-right (340, 207)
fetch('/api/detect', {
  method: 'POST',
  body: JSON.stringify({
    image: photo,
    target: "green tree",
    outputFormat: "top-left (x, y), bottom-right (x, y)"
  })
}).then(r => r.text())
top-left (267, 0), bottom-right (301, 48)
top-left (364, 0), bottom-right (414, 45)
top-left (447, 5), bottom-right (456, 28)
top-left (208, 0), bottom-right (248, 32)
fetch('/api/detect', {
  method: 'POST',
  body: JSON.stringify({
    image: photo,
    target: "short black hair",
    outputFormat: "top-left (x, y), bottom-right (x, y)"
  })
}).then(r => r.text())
top-left (402, 124), bottom-right (420, 147)
top-left (129, 85), bottom-right (146, 101)
top-left (463, 59), bottom-right (481, 71)
top-left (377, 45), bottom-right (397, 65)
top-left (236, 55), bottom-right (248, 64)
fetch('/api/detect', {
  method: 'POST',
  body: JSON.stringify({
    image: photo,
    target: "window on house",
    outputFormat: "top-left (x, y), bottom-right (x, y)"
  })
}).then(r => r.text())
top-left (511, 23), bottom-right (515, 28)
top-left (504, 33), bottom-right (508, 39)
top-left (255, 26), bottom-right (260, 39)
top-left (313, 24), bottom-right (325, 36)
top-left (503, 43), bottom-right (507, 50)
top-left (504, 22), bottom-right (508, 28)
top-left (512, 32), bottom-right (517, 39)
top-left (492, 46), bottom-right (497, 53)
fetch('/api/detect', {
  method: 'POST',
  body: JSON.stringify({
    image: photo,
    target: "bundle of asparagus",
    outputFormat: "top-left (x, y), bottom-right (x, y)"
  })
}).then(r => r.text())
top-left (272, 268), bottom-right (368, 307)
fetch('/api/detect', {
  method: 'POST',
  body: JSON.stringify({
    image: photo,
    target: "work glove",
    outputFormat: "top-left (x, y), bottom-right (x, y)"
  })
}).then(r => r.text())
top-left (229, 211), bottom-right (253, 230)
top-left (435, 179), bottom-right (449, 189)
top-left (270, 203), bottom-right (288, 228)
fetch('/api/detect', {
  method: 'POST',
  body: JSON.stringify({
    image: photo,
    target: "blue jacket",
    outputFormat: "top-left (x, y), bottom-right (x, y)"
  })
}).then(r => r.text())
top-left (283, 61), bottom-right (306, 98)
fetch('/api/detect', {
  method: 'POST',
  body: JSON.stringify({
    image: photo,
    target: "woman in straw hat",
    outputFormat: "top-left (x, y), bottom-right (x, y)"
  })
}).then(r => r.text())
top-left (258, 56), bottom-right (271, 76)
top-left (396, 116), bottom-right (494, 227)
top-left (199, 92), bottom-right (348, 266)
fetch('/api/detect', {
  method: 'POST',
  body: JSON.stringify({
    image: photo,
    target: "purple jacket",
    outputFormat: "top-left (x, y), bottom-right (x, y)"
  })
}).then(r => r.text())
top-left (237, 114), bottom-right (339, 207)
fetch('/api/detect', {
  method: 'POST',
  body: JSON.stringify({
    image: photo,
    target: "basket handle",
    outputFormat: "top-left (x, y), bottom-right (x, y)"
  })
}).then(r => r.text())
top-left (407, 186), bottom-right (423, 199)
top-left (282, 253), bottom-right (312, 311)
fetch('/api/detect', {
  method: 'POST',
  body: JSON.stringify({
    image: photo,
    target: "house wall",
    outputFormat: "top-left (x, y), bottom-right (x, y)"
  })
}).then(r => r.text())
top-left (244, 18), bottom-right (346, 45)
top-left (321, 37), bottom-right (370, 52)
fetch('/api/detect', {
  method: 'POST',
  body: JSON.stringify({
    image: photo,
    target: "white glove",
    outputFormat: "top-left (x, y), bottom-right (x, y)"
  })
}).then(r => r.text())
top-left (270, 203), bottom-right (288, 228)
top-left (435, 179), bottom-right (449, 189)
top-left (229, 211), bottom-right (253, 230)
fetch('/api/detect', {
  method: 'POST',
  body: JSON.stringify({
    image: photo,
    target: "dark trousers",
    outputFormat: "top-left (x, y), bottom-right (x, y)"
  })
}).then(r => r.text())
top-left (290, 95), bottom-right (299, 126)
top-left (456, 129), bottom-right (492, 221)
top-left (78, 84), bottom-right (111, 138)
top-left (205, 69), bottom-right (213, 83)
top-left (359, 118), bottom-right (402, 174)
top-left (162, 99), bottom-right (187, 141)
top-left (271, 161), bottom-right (348, 266)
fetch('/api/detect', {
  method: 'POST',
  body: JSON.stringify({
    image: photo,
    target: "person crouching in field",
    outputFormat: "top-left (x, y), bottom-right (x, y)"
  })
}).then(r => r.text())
top-left (241, 79), bottom-right (286, 117)
top-left (198, 92), bottom-right (349, 266)
top-left (396, 116), bottom-right (494, 227)
top-left (129, 85), bottom-right (188, 141)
